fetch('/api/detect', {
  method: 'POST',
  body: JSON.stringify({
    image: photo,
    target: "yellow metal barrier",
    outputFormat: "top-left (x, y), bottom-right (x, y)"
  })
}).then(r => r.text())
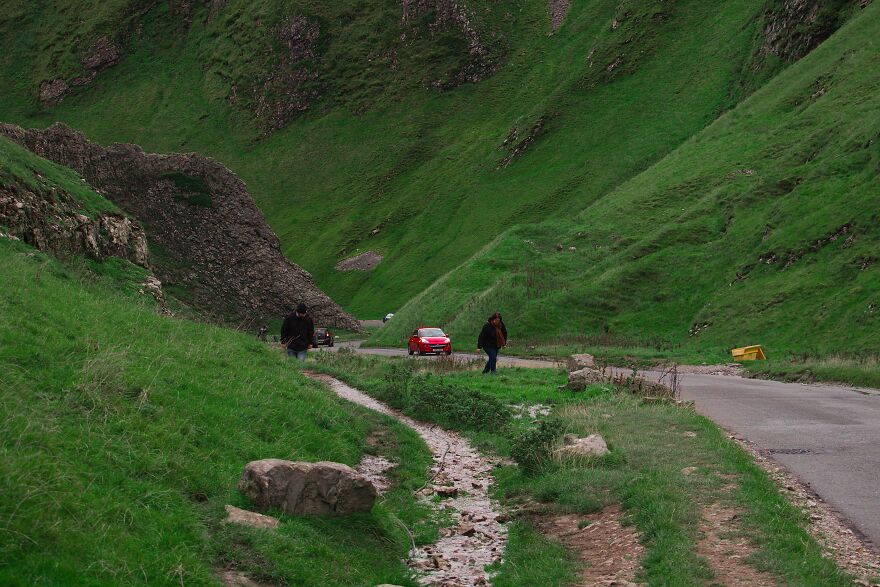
top-left (731, 345), bottom-right (766, 361)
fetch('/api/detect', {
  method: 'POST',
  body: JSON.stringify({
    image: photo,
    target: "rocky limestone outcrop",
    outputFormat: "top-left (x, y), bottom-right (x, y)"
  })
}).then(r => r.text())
top-left (759, 0), bottom-right (867, 62)
top-left (39, 35), bottom-right (121, 107)
top-left (0, 181), bottom-right (148, 267)
top-left (0, 123), bottom-right (359, 329)
top-left (238, 459), bottom-right (378, 515)
top-left (549, 0), bottom-right (572, 31)
top-left (252, 15), bottom-right (321, 132)
top-left (400, 0), bottom-right (500, 87)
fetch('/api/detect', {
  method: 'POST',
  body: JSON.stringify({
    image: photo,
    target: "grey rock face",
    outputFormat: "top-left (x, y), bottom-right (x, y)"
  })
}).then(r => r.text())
top-left (0, 182), bottom-right (148, 267)
top-left (238, 459), bottom-right (378, 515)
top-left (0, 123), bottom-right (359, 330)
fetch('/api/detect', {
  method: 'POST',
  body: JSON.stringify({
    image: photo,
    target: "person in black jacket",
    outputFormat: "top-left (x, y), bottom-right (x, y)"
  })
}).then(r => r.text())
top-left (281, 303), bottom-right (315, 361)
top-left (477, 313), bottom-right (507, 374)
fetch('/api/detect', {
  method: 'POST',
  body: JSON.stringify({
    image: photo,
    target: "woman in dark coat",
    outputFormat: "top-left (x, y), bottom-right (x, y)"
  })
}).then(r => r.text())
top-left (477, 313), bottom-right (506, 374)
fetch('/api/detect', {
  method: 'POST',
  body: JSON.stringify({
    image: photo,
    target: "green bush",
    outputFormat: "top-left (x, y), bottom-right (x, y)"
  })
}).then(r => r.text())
top-left (510, 418), bottom-right (564, 476)
top-left (407, 374), bottom-right (511, 431)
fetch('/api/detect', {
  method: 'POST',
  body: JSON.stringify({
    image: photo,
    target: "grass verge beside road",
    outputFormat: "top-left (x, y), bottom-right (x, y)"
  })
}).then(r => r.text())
top-left (310, 350), bottom-right (854, 586)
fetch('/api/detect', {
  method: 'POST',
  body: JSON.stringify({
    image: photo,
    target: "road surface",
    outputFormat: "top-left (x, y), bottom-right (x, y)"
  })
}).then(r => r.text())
top-left (324, 342), bottom-right (880, 547)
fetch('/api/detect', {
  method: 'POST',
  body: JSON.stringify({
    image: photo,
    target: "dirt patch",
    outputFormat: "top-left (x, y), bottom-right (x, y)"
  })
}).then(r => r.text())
top-left (732, 435), bottom-right (880, 584)
top-left (335, 250), bottom-right (383, 272)
top-left (697, 504), bottom-right (775, 586)
top-left (536, 505), bottom-right (643, 586)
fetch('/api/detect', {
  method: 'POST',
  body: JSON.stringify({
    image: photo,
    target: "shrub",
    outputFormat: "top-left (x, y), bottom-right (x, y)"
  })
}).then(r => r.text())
top-left (407, 374), bottom-right (510, 431)
top-left (510, 417), bottom-right (565, 476)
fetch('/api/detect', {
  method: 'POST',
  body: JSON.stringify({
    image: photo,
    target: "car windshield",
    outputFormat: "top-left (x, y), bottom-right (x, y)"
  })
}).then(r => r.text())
top-left (418, 328), bottom-right (445, 337)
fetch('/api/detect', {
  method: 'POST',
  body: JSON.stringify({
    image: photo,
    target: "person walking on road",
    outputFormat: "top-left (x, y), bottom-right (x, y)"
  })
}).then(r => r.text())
top-left (281, 303), bottom-right (315, 362)
top-left (477, 313), bottom-right (506, 374)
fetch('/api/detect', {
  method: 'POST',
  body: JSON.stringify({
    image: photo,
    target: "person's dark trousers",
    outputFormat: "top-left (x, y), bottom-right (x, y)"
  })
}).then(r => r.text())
top-left (482, 347), bottom-right (498, 374)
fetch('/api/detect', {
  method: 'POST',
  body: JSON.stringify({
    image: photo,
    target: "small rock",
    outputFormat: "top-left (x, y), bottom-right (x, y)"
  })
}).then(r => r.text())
top-left (562, 367), bottom-right (605, 391)
top-left (555, 434), bottom-right (610, 458)
top-left (569, 353), bottom-right (596, 369)
top-left (458, 522), bottom-right (477, 536)
top-left (434, 485), bottom-right (458, 498)
top-left (684, 431), bottom-right (697, 438)
top-left (224, 504), bottom-right (279, 529)
top-left (681, 466), bottom-right (698, 476)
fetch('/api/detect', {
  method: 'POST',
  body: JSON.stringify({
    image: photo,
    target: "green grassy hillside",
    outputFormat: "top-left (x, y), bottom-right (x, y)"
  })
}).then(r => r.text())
top-left (0, 0), bottom-right (857, 315)
top-left (0, 234), bottom-right (435, 585)
top-left (371, 3), bottom-right (880, 372)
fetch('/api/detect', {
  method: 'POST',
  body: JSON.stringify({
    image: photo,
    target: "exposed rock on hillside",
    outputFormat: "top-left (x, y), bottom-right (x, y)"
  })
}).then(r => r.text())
top-left (0, 123), bottom-right (359, 329)
top-left (253, 15), bottom-right (321, 132)
top-left (335, 250), bottom-right (383, 271)
top-left (0, 182), bottom-right (148, 267)
top-left (759, 0), bottom-right (867, 63)
top-left (401, 0), bottom-right (501, 86)
top-left (39, 35), bottom-right (121, 107)
top-left (549, 0), bottom-right (572, 31)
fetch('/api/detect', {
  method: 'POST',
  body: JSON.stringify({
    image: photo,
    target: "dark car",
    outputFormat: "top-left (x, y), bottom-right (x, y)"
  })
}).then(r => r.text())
top-left (408, 327), bottom-right (452, 356)
top-left (313, 328), bottom-right (334, 347)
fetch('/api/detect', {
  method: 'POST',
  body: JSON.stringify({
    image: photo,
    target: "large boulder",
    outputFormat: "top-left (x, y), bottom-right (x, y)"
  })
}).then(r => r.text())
top-left (563, 367), bottom-right (605, 391)
top-left (238, 459), bottom-right (378, 516)
top-left (569, 353), bottom-right (596, 370)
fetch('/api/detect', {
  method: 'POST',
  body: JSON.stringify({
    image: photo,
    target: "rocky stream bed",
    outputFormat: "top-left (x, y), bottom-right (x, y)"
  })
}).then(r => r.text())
top-left (307, 373), bottom-right (508, 587)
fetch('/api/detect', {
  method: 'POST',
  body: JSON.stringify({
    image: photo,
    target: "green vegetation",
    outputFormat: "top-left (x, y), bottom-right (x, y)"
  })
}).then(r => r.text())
top-left (0, 136), bottom-right (120, 217)
top-left (372, 4), bottom-right (880, 381)
top-left (1, 0), bottom-right (854, 316)
top-left (161, 172), bottom-right (214, 208)
top-left (0, 240), bottom-right (438, 586)
top-left (310, 354), bottom-right (855, 585)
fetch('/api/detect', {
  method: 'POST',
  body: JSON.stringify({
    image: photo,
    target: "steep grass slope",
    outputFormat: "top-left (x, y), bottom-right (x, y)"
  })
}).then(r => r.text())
top-left (0, 233), bottom-right (432, 584)
top-left (372, 3), bottom-right (880, 363)
top-left (0, 0), bottom-right (859, 314)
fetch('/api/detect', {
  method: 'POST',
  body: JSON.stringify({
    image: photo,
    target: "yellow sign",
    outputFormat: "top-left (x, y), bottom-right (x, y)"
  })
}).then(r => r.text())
top-left (731, 345), bottom-right (766, 361)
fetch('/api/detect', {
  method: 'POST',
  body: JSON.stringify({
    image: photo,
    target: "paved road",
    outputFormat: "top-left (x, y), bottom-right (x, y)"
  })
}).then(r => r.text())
top-left (324, 342), bottom-right (880, 547)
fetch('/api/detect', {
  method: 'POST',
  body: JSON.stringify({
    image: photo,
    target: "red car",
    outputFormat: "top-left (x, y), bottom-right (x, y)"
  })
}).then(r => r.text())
top-left (408, 327), bottom-right (452, 356)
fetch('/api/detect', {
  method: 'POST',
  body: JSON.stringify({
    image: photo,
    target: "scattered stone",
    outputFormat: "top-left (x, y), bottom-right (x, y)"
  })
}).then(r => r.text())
top-left (219, 570), bottom-right (272, 587)
top-left (355, 454), bottom-right (395, 494)
top-left (308, 373), bottom-right (508, 586)
top-left (556, 434), bottom-right (610, 459)
top-left (563, 367), bottom-right (605, 391)
top-left (335, 250), bottom-right (383, 272)
top-left (681, 467), bottom-right (698, 476)
top-left (38, 79), bottom-right (69, 107)
top-left (457, 522), bottom-right (477, 536)
top-left (224, 504), bottom-right (279, 529)
top-left (238, 459), bottom-right (377, 515)
top-left (684, 431), bottom-right (697, 438)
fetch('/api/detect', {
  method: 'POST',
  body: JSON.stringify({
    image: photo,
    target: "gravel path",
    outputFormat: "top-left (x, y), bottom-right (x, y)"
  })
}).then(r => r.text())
top-left (307, 373), bottom-right (507, 586)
